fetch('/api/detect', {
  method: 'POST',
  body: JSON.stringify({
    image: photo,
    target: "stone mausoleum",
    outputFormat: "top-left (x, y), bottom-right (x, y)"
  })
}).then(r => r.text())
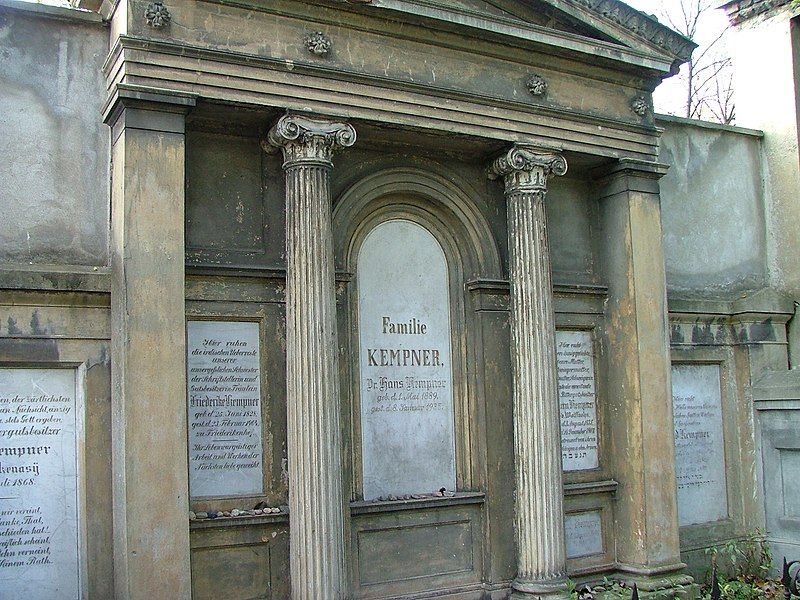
top-left (1, 0), bottom-right (798, 598)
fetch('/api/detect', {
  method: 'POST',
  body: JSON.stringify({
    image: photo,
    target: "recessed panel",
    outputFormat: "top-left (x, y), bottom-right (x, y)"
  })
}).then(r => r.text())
top-left (358, 520), bottom-right (473, 585)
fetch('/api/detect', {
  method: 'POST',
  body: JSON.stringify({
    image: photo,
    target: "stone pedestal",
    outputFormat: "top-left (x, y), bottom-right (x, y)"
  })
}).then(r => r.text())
top-left (267, 114), bottom-right (356, 600)
top-left (595, 159), bottom-right (690, 589)
top-left (104, 86), bottom-right (196, 600)
top-left (489, 145), bottom-right (569, 599)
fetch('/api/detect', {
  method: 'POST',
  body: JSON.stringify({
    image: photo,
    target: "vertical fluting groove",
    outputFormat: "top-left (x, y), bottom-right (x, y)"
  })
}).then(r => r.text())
top-left (287, 162), bottom-right (344, 599)
top-left (492, 147), bottom-right (567, 595)
top-left (270, 116), bottom-right (354, 600)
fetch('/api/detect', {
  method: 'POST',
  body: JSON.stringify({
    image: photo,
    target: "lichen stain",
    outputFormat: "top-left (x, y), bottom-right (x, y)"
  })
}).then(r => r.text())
top-left (7, 317), bottom-right (22, 335)
top-left (29, 310), bottom-right (49, 336)
top-left (749, 318), bottom-right (775, 343)
top-left (691, 322), bottom-right (714, 344)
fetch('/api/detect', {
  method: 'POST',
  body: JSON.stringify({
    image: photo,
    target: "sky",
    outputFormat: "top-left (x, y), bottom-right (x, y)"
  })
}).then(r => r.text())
top-left (622, 0), bottom-right (734, 119)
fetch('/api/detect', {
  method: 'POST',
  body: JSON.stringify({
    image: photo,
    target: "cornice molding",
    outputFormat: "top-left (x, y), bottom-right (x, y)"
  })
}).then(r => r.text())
top-left (106, 36), bottom-right (662, 141)
top-left (720, 0), bottom-right (793, 25)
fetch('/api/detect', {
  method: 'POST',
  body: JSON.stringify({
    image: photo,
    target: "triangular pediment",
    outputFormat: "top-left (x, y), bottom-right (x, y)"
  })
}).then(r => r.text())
top-left (359, 0), bottom-right (695, 74)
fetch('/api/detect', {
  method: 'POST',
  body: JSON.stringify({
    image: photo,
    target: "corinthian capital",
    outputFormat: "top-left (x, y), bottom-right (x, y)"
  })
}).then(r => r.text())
top-left (488, 145), bottom-right (567, 196)
top-left (265, 114), bottom-right (356, 167)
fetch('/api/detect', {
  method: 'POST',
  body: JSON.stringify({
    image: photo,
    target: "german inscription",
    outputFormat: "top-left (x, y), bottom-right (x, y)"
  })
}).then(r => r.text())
top-left (358, 220), bottom-right (456, 501)
top-left (565, 511), bottom-right (604, 559)
top-left (672, 364), bottom-right (728, 525)
top-left (187, 321), bottom-right (263, 498)
top-left (557, 330), bottom-right (599, 471)
top-left (0, 368), bottom-right (81, 600)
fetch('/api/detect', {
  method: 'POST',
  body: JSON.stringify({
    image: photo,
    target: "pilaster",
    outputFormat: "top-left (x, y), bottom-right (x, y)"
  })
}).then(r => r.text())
top-left (595, 158), bottom-right (690, 589)
top-left (266, 114), bottom-right (356, 600)
top-left (489, 145), bottom-right (569, 599)
top-left (103, 85), bottom-right (196, 600)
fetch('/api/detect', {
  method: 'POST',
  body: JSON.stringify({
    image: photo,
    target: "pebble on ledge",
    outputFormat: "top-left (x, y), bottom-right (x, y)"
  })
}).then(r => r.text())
top-left (190, 505), bottom-right (284, 520)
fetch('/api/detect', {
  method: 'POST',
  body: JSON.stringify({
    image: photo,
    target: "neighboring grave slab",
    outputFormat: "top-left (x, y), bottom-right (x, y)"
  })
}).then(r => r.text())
top-left (557, 330), bottom-right (599, 471)
top-left (672, 363), bottom-right (728, 526)
top-left (565, 511), bottom-right (604, 559)
top-left (358, 220), bottom-right (456, 501)
top-left (187, 321), bottom-right (264, 498)
top-left (0, 368), bottom-right (81, 600)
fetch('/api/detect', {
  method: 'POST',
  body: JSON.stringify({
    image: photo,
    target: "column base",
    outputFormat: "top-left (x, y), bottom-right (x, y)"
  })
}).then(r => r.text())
top-left (614, 563), bottom-right (696, 596)
top-left (511, 577), bottom-right (570, 600)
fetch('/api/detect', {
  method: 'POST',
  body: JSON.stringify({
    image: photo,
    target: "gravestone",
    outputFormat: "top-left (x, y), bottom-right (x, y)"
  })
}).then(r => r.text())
top-left (187, 321), bottom-right (264, 498)
top-left (358, 219), bottom-right (456, 500)
top-left (0, 368), bottom-right (81, 600)
top-left (557, 330), bottom-right (599, 471)
top-left (671, 364), bottom-right (728, 526)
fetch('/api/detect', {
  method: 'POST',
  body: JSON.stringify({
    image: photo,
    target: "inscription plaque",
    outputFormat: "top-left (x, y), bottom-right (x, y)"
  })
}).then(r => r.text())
top-left (0, 368), bottom-right (81, 600)
top-left (557, 330), bottom-right (599, 471)
top-left (187, 321), bottom-right (263, 498)
top-left (358, 220), bottom-right (456, 500)
top-left (672, 364), bottom-right (728, 526)
top-left (565, 511), bottom-right (603, 559)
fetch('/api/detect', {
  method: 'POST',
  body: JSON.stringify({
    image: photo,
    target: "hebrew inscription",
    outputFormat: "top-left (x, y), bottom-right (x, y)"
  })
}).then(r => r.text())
top-left (0, 368), bottom-right (80, 600)
top-left (557, 330), bottom-right (599, 471)
top-left (187, 321), bottom-right (264, 498)
top-left (672, 363), bottom-right (728, 526)
top-left (358, 220), bottom-right (456, 501)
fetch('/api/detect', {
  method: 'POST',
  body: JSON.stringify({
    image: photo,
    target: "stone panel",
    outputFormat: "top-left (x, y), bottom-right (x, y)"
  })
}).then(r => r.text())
top-left (0, 367), bottom-right (82, 600)
top-left (358, 220), bottom-right (456, 500)
top-left (671, 364), bottom-right (728, 526)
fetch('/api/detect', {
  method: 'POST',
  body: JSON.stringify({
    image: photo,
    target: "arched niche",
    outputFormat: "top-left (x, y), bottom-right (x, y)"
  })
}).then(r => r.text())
top-left (333, 166), bottom-right (503, 501)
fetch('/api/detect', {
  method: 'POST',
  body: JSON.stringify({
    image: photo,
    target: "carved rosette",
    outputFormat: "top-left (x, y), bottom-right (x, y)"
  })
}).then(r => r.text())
top-left (631, 96), bottom-right (649, 117)
top-left (304, 31), bottom-right (332, 56)
top-left (526, 74), bottom-right (548, 97)
top-left (267, 115), bottom-right (356, 167)
top-left (144, 0), bottom-right (171, 27)
top-left (488, 146), bottom-right (568, 197)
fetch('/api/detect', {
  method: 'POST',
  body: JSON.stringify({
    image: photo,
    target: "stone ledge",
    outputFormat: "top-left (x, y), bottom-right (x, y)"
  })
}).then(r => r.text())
top-left (564, 479), bottom-right (618, 496)
top-left (351, 491), bottom-right (485, 515)
top-left (189, 511), bottom-right (288, 530)
top-left (668, 288), bottom-right (795, 319)
top-left (0, 265), bottom-right (111, 295)
top-left (0, 0), bottom-right (102, 23)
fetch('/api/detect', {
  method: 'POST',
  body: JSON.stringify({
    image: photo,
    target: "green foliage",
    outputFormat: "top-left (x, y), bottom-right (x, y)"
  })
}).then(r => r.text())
top-left (704, 530), bottom-right (772, 583)
top-left (700, 531), bottom-right (782, 600)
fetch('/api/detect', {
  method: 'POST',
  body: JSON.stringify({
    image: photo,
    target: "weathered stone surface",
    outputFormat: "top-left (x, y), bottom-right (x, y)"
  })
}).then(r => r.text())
top-left (0, 4), bottom-right (108, 266)
top-left (490, 145), bottom-right (569, 598)
top-left (268, 114), bottom-right (354, 600)
top-left (107, 96), bottom-right (193, 599)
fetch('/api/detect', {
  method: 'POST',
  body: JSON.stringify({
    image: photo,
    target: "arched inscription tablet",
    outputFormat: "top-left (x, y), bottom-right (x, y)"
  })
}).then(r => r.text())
top-left (358, 220), bottom-right (456, 500)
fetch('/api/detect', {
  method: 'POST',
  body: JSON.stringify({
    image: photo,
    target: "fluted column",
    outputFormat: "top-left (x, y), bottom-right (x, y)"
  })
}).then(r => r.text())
top-left (489, 145), bottom-right (568, 599)
top-left (267, 115), bottom-right (356, 600)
